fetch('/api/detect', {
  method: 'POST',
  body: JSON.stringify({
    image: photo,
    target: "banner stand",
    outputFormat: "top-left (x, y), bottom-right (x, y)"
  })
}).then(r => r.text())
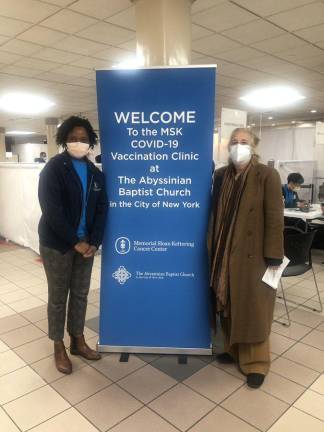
top-left (96, 66), bottom-right (216, 356)
top-left (97, 345), bottom-right (211, 355)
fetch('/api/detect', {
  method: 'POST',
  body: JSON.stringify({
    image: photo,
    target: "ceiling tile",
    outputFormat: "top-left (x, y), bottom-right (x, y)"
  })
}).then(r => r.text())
top-left (33, 47), bottom-right (82, 63)
top-left (0, 35), bottom-right (10, 44)
top-left (77, 22), bottom-right (134, 45)
top-left (231, 0), bottom-right (316, 17)
top-left (191, 24), bottom-right (214, 40)
top-left (216, 74), bottom-right (250, 88)
top-left (0, 16), bottom-right (32, 37)
top-left (83, 70), bottom-right (96, 80)
top-left (219, 63), bottom-right (274, 82)
top-left (192, 33), bottom-right (241, 55)
top-left (66, 76), bottom-right (94, 87)
top-left (69, 0), bottom-right (130, 19)
top-left (217, 46), bottom-right (265, 61)
top-left (12, 57), bottom-right (58, 71)
top-left (105, 7), bottom-right (135, 30)
top-left (1, 39), bottom-right (42, 55)
top-left (316, 40), bottom-right (324, 49)
top-left (294, 23), bottom-right (324, 43)
top-left (192, 2), bottom-right (257, 32)
top-left (0, 0), bottom-right (59, 23)
top-left (17, 26), bottom-right (67, 46)
top-left (192, 0), bottom-right (226, 14)
top-left (118, 39), bottom-right (136, 51)
top-left (55, 64), bottom-right (90, 77)
top-left (1, 64), bottom-right (42, 78)
top-left (93, 46), bottom-right (133, 62)
top-left (251, 33), bottom-right (307, 54)
top-left (237, 55), bottom-right (293, 72)
top-left (40, 0), bottom-right (76, 5)
top-left (276, 45), bottom-right (324, 62)
top-left (268, 2), bottom-right (324, 31)
top-left (221, 19), bottom-right (284, 44)
top-left (192, 50), bottom-right (213, 60)
top-left (291, 56), bottom-right (324, 68)
top-left (0, 50), bottom-right (22, 64)
top-left (73, 56), bottom-right (112, 70)
top-left (57, 36), bottom-right (107, 56)
top-left (36, 70), bottom-right (79, 83)
top-left (41, 9), bottom-right (97, 34)
top-left (193, 55), bottom-right (218, 65)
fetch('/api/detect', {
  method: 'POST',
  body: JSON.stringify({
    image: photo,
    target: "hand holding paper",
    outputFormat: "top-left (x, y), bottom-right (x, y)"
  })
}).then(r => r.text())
top-left (262, 257), bottom-right (290, 290)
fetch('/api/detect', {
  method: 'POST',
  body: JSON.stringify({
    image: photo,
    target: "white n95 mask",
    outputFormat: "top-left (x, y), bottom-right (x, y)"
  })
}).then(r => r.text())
top-left (66, 142), bottom-right (90, 159)
top-left (230, 144), bottom-right (252, 165)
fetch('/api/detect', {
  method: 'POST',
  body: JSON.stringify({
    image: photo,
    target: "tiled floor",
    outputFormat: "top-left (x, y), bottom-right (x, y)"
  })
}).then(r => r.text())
top-left (0, 240), bottom-right (324, 432)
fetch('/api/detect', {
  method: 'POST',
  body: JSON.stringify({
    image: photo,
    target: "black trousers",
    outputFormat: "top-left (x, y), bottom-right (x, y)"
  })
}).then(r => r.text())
top-left (40, 245), bottom-right (94, 341)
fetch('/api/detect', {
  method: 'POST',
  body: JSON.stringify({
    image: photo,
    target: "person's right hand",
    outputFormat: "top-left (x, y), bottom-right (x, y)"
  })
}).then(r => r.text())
top-left (74, 241), bottom-right (90, 255)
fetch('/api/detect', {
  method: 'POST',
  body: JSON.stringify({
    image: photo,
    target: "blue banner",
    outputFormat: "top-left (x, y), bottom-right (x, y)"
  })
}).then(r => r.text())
top-left (96, 66), bottom-right (216, 353)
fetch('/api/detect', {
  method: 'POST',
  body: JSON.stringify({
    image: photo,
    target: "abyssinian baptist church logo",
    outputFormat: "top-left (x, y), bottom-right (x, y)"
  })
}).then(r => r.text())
top-left (112, 266), bottom-right (132, 285)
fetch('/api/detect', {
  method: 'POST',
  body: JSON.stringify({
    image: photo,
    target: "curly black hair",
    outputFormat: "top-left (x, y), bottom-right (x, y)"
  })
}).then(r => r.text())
top-left (56, 116), bottom-right (98, 148)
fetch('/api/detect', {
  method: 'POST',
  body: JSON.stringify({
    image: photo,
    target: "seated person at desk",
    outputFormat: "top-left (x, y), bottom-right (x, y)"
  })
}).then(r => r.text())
top-left (34, 152), bottom-right (47, 163)
top-left (282, 172), bottom-right (305, 208)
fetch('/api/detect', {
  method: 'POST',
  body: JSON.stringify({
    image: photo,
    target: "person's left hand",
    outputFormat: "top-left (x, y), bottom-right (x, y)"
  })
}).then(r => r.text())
top-left (83, 245), bottom-right (97, 258)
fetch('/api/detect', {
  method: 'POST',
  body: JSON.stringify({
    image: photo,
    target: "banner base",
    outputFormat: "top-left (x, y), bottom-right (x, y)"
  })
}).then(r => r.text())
top-left (97, 343), bottom-right (212, 356)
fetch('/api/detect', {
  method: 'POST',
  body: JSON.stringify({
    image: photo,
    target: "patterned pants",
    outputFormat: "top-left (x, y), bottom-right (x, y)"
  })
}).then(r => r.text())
top-left (40, 245), bottom-right (94, 341)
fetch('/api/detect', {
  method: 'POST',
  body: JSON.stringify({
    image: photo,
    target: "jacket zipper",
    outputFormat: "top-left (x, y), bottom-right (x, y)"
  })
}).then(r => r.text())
top-left (71, 169), bottom-right (84, 230)
top-left (86, 175), bottom-right (94, 208)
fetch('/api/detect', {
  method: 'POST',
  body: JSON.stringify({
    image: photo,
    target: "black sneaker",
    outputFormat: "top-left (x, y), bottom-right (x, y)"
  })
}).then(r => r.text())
top-left (247, 373), bottom-right (265, 388)
top-left (216, 352), bottom-right (234, 364)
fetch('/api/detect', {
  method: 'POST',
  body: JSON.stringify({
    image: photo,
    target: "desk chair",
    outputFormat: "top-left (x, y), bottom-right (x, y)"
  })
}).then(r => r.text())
top-left (275, 227), bottom-right (323, 326)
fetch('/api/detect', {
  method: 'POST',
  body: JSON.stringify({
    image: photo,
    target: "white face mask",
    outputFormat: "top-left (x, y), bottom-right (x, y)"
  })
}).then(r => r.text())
top-left (66, 142), bottom-right (90, 159)
top-left (230, 144), bottom-right (252, 165)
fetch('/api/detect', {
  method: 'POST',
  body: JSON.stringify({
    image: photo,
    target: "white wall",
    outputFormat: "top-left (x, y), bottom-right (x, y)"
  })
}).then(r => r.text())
top-left (258, 126), bottom-right (315, 164)
top-left (11, 143), bottom-right (48, 163)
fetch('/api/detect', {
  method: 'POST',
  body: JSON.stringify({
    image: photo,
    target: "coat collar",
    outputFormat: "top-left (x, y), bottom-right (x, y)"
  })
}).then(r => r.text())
top-left (61, 150), bottom-right (96, 173)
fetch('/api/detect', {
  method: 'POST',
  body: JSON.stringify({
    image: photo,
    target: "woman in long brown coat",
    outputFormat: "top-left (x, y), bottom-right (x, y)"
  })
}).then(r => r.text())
top-left (209, 128), bottom-right (284, 388)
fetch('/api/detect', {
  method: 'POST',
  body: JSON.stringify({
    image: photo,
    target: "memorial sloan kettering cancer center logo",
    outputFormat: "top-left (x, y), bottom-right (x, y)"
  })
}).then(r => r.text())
top-left (112, 266), bottom-right (132, 285)
top-left (115, 237), bottom-right (131, 254)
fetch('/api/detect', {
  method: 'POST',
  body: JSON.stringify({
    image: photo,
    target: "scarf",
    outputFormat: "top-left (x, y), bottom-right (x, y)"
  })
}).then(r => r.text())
top-left (210, 160), bottom-right (252, 315)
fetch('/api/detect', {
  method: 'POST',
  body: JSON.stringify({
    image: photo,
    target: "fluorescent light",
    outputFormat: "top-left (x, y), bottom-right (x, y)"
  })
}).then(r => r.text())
top-left (298, 122), bottom-right (313, 128)
top-left (271, 123), bottom-right (276, 126)
top-left (240, 86), bottom-right (305, 110)
top-left (6, 130), bottom-right (36, 135)
top-left (251, 123), bottom-right (256, 126)
top-left (0, 92), bottom-right (55, 115)
top-left (291, 121), bottom-right (296, 124)
top-left (268, 116), bottom-right (273, 120)
top-left (310, 109), bottom-right (317, 113)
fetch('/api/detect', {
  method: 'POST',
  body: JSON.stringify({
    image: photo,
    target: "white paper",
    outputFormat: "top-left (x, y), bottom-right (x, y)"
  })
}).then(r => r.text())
top-left (262, 256), bottom-right (290, 290)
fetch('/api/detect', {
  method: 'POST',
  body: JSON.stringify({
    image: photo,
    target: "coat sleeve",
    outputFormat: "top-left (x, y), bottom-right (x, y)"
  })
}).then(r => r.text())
top-left (89, 174), bottom-right (109, 249)
top-left (38, 163), bottom-right (80, 247)
top-left (263, 169), bottom-right (284, 260)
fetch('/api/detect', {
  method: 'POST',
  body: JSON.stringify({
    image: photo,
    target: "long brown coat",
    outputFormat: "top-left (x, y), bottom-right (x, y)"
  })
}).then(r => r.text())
top-left (209, 160), bottom-right (284, 345)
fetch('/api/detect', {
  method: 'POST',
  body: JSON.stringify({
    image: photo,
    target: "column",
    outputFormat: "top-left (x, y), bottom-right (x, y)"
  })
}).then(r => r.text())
top-left (0, 127), bottom-right (6, 162)
top-left (45, 117), bottom-right (59, 159)
top-left (132, 0), bottom-right (194, 66)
